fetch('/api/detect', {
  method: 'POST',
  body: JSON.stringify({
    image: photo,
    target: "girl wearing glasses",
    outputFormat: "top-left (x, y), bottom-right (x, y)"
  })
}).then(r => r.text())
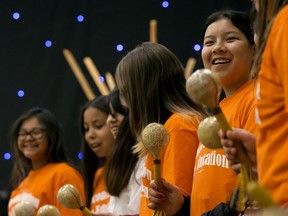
top-left (8, 107), bottom-right (85, 215)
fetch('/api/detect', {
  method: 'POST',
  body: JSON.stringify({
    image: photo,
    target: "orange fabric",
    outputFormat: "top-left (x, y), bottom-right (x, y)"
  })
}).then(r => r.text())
top-left (256, 5), bottom-right (288, 206)
top-left (90, 167), bottom-right (110, 213)
top-left (8, 163), bottom-right (85, 216)
top-left (139, 113), bottom-right (200, 216)
top-left (191, 80), bottom-right (257, 216)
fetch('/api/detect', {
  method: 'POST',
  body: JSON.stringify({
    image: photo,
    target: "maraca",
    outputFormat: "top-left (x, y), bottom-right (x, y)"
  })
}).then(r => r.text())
top-left (13, 200), bottom-right (35, 216)
top-left (186, 68), bottom-right (221, 112)
top-left (37, 204), bottom-right (61, 216)
top-left (57, 184), bottom-right (92, 216)
top-left (141, 122), bottom-right (169, 216)
top-left (197, 116), bottom-right (221, 149)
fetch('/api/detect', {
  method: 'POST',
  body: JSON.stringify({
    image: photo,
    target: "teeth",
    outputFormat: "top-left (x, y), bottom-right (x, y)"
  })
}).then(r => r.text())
top-left (91, 144), bottom-right (100, 148)
top-left (213, 59), bottom-right (230, 64)
top-left (24, 144), bottom-right (37, 148)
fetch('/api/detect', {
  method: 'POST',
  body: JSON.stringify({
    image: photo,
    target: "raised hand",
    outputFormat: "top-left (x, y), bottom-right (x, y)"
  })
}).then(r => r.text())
top-left (148, 179), bottom-right (184, 216)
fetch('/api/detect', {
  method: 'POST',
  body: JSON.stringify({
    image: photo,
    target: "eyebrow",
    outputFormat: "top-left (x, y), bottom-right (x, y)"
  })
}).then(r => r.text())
top-left (204, 31), bottom-right (241, 39)
top-left (84, 118), bottom-right (104, 125)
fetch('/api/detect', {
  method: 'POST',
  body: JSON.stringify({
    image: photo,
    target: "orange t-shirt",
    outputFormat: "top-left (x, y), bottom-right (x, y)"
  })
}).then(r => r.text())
top-left (139, 113), bottom-right (200, 216)
top-left (256, 4), bottom-right (288, 206)
top-left (90, 167), bottom-right (110, 213)
top-left (8, 162), bottom-right (85, 216)
top-left (191, 80), bottom-right (256, 216)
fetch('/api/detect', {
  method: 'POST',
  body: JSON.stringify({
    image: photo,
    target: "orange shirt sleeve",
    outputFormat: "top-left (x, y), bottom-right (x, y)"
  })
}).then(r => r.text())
top-left (256, 5), bottom-right (288, 206)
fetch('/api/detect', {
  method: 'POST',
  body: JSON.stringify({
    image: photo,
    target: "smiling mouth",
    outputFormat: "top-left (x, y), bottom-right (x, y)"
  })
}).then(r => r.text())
top-left (212, 59), bottom-right (231, 65)
top-left (24, 143), bottom-right (38, 149)
top-left (90, 143), bottom-right (101, 150)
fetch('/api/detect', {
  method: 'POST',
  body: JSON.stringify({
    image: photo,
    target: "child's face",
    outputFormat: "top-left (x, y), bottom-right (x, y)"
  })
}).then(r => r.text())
top-left (201, 18), bottom-right (254, 92)
top-left (106, 103), bottom-right (125, 139)
top-left (83, 107), bottom-right (115, 158)
top-left (17, 117), bottom-right (49, 168)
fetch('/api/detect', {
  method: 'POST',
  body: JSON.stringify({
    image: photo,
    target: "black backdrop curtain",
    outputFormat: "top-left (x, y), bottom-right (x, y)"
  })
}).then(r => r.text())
top-left (0, 0), bottom-right (251, 214)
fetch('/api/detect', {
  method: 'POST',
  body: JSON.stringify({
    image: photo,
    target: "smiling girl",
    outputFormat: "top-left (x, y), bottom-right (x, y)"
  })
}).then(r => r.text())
top-left (8, 107), bottom-right (85, 215)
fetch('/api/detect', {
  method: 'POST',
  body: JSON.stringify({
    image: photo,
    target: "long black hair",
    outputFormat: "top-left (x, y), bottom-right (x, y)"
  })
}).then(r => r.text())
top-left (104, 88), bottom-right (139, 196)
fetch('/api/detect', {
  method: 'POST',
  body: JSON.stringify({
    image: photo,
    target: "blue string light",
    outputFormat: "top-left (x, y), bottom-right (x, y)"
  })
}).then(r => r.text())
top-left (45, 40), bottom-right (53, 48)
top-left (77, 15), bottom-right (84, 22)
top-left (17, 90), bottom-right (25, 97)
top-left (194, 44), bottom-right (201, 52)
top-left (4, 152), bottom-right (11, 160)
top-left (116, 44), bottom-right (124, 52)
top-left (12, 12), bottom-right (20, 20)
top-left (99, 76), bottom-right (105, 83)
top-left (162, 1), bottom-right (169, 8)
top-left (78, 152), bottom-right (83, 160)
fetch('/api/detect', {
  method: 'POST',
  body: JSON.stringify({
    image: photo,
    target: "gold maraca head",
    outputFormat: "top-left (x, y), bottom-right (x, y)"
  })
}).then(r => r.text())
top-left (141, 122), bottom-right (169, 159)
top-left (186, 68), bottom-right (221, 108)
top-left (37, 204), bottom-right (61, 216)
top-left (14, 200), bottom-right (35, 216)
top-left (197, 116), bottom-right (221, 149)
top-left (57, 184), bottom-right (82, 209)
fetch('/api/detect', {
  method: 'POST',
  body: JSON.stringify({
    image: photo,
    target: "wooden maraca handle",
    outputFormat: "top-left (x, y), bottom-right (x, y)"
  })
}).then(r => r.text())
top-left (79, 206), bottom-right (92, 216)
top-left (213, 111), bottom-right (231, 132)
top-left (153, 159), bottom-right (167, 216)
top-left (212, 108), bottom-right (254, 179)
top-left (153, 159), bottom-right (165, 193)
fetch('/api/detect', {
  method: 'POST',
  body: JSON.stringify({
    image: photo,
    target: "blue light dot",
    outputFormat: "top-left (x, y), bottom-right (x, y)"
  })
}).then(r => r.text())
top-left (194, 44), bottom-right (201, 52)
top-left (162, 1), bottom-right (169, 8)
top-left (78, 152), bottom-right (83, 160)
top-left (77, 15), bottom-right (84, 22)
top-left (17, 90), bottom-right (24, 97)
top-left (116, 44), bottom-right (124, 52)
top-left (99, 76), bottom-right (105, 83)
top-left (12, 12), bottom-right (20, 20)
top-left (45, 40), bottom-right (52, 48)
top-left (4, 152), bottom-right (11, 160)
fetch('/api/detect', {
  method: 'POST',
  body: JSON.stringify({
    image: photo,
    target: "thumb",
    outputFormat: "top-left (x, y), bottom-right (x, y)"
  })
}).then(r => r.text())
top-left (162, 179), bottom-right (178, 193)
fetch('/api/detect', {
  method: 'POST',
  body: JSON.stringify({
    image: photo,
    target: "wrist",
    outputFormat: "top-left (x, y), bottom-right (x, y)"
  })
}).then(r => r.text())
top-left (173, 195), bottom-right (190, 216)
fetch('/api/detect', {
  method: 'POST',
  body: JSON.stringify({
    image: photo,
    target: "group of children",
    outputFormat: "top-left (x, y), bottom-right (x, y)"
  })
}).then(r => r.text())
top-left (7, 0), bottom-right (288, 215)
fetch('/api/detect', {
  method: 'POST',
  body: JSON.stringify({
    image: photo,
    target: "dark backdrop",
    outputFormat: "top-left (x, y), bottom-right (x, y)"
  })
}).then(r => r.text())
top-left (0, 0), bottom-right (251, 215)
